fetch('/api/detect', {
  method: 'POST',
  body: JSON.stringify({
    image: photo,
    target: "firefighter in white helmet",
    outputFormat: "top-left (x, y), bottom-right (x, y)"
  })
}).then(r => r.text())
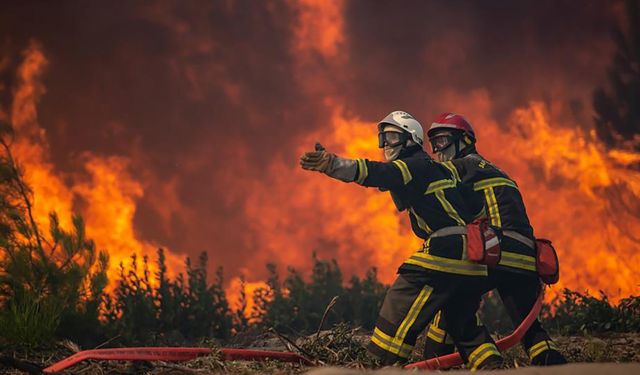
top-left (299, 111), bottom-right (503, 369)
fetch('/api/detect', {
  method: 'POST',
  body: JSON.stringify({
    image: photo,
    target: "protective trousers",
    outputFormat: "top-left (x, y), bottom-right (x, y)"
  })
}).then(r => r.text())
top-left (367, 271), bottom-right (502, 369)
top-left (423, 271), bottom-right (567, 365)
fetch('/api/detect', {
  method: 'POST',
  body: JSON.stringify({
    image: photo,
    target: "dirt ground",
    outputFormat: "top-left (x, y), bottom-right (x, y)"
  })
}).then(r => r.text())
top-left (308, 363), bottom-right (640, 375)
top-left (1, 333), bottom-right (639, 374)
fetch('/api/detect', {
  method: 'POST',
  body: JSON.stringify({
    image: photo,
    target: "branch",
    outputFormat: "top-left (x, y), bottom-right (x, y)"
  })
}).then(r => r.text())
top-left (0, 138), bottom-right (45, 260)
top-left (268, 327), bottom-right (316, 362)
top-left (315, 295), bottom-right (339, 341)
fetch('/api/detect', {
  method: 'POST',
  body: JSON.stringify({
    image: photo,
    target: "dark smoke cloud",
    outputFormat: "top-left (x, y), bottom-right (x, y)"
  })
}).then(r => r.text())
top-left (344, 0), bottom-right (619, 127)
top-left (0, 0), bottom-right (623, 279)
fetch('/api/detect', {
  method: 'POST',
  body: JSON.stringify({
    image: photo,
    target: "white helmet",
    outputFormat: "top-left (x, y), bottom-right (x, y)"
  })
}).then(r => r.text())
top-left (377, 111), bottom-right (424, 147)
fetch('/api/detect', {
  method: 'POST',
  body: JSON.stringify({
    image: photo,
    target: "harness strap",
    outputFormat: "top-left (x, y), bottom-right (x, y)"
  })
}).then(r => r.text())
top-left (503, 230), bottom-right (535, 249)
top-left (429, 226), bottom-right (467, 238)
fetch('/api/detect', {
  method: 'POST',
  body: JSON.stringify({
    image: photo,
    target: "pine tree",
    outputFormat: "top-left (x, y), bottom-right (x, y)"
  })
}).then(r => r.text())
top-left (0, 121), bottom-right (108, 346)
top-left (232, 275), bottom-right (249, 332)
top-left (593, 0), bottom-right (640, 150)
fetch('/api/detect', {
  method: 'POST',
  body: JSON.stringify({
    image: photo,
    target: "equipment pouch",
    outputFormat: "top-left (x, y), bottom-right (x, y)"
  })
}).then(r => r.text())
top-left (535, 238), bottom-right (559, 284)
top-left (466, 219), bottom-right (501, 267)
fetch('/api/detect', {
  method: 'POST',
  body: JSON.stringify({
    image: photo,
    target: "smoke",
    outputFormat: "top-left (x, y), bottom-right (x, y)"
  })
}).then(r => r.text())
top-left (1, 1), bottom-right (637, 302)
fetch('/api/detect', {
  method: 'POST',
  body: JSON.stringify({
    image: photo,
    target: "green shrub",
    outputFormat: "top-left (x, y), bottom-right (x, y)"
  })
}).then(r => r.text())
top-left (0, 122), bottom-right (109, 347)
top-left (252, 253), bottom-right (387, 335)
top-left (0, 289), bottom-right (62, 348)
top-left (543, 289), bottom-right (640, 334)
top-left (102, 249), bottom-right (233, 345)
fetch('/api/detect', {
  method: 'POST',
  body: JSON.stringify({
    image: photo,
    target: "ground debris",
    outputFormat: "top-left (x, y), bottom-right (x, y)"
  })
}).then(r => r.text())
top-left (298, 323), bottom-right (378, 368)
top-left (1, 332), bottom-right (639, 374)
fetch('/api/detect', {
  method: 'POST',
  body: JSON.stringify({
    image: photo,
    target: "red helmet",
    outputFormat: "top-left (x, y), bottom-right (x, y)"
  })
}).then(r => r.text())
top-left (427, 113), bottom-right (476, 141)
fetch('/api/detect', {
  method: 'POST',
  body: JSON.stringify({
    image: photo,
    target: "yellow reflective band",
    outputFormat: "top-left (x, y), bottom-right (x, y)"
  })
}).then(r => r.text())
top-left (423, 236), bottom-right (432, 252)
top-left (499, 251), bottom-right (537, 272)
top-left (429, 322), bottom-right (445, 336)
top-left (392, 160), bottom-right (412, 185)
top-left (425, 179), bottom-right (456, 194)
top-left (528, 340), bottom-right (549, 358)
top-left (435, 190), bottom-right (466, 225)
top-left (410, 207), bottom-right (433, 234)
top-left (356, 159), bottom-right (368, 184)
top-left (371, 328), bottom-right (414, 358)
top-left (468, 343), bottom-right (501, 370)
top-left (405, 253), bottom-right (488, 276)
top-left (468, 343), bottom-right (493, 365)
top-left (473, 177), bottom-right (517, 191)
top-left (472, 347), bottom-right (501, 370)
top-left (428, 313), bottom-right (455, 344)
top-left (441, 161), bottom-right (461, 182)
top-left (394, 285), bottom-right (433, 348)
top-left (483, 188), bottom-right (501, 227)
top-left (427, 326), bottom-right (446, 343)
top-left (528, 340), bottom-right (558, 360)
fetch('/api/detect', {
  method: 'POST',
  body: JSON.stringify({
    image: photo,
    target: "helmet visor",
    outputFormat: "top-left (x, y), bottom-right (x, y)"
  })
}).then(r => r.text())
top-left (378, 131), bottom-right (407, 148)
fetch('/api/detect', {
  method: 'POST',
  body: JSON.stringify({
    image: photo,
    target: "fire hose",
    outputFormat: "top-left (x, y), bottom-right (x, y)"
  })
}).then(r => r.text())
top-left (43, 347), bottom-right (315, 373)
top-left (405, 291), bottom-right (543, 370)
top-left (42, 292), bottom-right (542, 373)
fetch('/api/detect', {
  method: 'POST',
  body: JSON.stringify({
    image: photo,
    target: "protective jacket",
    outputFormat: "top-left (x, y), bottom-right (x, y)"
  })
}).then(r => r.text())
top-left (353, 149), bottom-right (487, 277)
top-left (441, 153), bottom-right (536, 274)
top-left (424, 152), bottom-right (567, 366)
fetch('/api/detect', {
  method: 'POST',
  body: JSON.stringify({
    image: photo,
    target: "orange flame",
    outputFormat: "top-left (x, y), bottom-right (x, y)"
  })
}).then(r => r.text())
top-left (231, 0), bottom-right (640, 307)
top-left (5, 1), bottom-right (639, 317)
top-left (241, 96), bottom-right (640, 304)
top-left (501, 102), bottom-right (640, 302)
top-left (227, 276), bottom-right (269, 319)
top-left (7, 41), bottom-right (183, 290)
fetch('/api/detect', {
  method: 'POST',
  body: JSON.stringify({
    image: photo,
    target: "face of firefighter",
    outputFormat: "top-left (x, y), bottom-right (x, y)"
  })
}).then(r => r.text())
top-left (381, 125), bottom-right (408, 161)
top-left (430, 130), bottom-right (465, 162)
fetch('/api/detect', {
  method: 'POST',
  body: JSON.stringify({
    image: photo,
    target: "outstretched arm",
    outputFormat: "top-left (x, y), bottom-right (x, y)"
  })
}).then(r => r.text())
top-left (299, 143), bottom-right (409, 191)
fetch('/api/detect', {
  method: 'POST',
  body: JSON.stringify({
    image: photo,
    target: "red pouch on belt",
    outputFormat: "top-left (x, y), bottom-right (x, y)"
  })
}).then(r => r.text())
top-left (535, 238), bottom-right (559, 284)
top-left (466, 219), bottom-right (501, 267)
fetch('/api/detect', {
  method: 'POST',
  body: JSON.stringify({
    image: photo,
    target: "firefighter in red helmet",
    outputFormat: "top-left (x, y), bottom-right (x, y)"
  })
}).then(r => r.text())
top-left (424, 113), bottom-right (567, 366)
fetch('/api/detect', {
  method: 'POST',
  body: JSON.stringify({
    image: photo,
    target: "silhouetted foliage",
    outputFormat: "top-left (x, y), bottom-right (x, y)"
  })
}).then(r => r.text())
top-left (0, 121), bottom-right (108, 348)
top-left (252, 252), bottom-right (387, 335)
top-left (232, 275), bottom-right (249, 333)
top-left (593, 0), bottom-right (640, 150)
top-left (542, 289), bottom-right (640, 334)
top-left (102, 249), bottom-right (232, 345)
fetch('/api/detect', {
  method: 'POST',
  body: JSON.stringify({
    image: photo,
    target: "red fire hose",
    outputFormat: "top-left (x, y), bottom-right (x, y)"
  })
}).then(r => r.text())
top-left (404, 291), bottom-right (543, 370)
top-left (43, 347), bottom-right (314, 373)
top-left (43, 292), bottom-right (543, 373)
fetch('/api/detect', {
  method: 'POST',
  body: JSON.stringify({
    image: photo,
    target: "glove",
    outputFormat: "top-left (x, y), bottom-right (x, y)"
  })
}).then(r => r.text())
top-left (300, 143), bottom-right (335, 173)
top-left (299, 142), bottom-right (358, 182)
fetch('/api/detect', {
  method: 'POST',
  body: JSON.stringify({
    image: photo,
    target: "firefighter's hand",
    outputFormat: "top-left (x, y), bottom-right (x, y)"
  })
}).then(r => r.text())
top-left (299, 145), bottom-right (335, 173)
top-left (300, 142), bottom-right (357, 182)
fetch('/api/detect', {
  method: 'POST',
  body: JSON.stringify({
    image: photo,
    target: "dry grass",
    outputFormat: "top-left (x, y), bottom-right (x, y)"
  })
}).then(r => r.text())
top-left (2, 329), bottom-right (640, 374)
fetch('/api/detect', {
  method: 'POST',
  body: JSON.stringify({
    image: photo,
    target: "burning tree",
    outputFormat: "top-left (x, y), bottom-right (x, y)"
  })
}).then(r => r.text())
top-left (0, 121), bottom-right (109, 347)
top-left (593, 0), bottom-right (640, 150)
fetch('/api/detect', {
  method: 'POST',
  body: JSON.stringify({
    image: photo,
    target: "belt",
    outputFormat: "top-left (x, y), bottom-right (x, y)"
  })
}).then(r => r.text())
top-left (429, 226), bottom-right (467, 238)
top-left (503, 230), bottom-right (535, 249)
